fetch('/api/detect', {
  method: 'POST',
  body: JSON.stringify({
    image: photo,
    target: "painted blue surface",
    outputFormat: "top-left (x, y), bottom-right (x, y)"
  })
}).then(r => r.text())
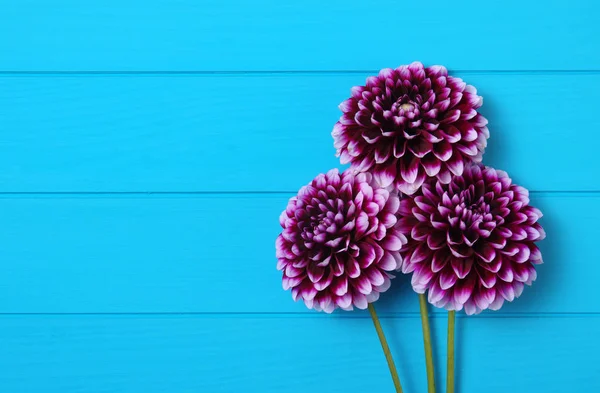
top-left (0, 1), bottom-right (599, 392)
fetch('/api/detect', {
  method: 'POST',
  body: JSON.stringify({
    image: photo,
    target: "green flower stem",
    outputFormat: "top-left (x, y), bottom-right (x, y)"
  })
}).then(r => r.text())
top-left (447, 310), bottom-right (456, 393)
top-left (419, 293), bottom-right (436, 393)
top-left (367, 303), bottom-right (403, 393)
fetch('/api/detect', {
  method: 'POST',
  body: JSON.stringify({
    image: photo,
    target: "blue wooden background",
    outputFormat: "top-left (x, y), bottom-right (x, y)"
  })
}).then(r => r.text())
top-left (1, 1), bottom-right (599, 392)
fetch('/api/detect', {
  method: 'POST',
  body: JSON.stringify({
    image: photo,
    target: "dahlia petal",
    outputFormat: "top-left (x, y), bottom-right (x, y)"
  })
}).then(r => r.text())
top-left (364, 201), bottom-right (381, 216)
top-left (374, 163), bottom-right (397, 188)
top-left (324, 237), bottom-right (343, 248)
top-left (355, 276), bottom-right (373, 295)
top-left (422, 128), bottom-right (443, 141)
top-left (336, 293), bottom-right (353, 309)
top-left (355, 211), bottom-right (370, 239)
top-left (498, 263), bottom-right (514, 283)
top-left (446, 152), bottom-right (465, 176)
top-left (291, 287), bottom-right (300, 301)
top-left (449, 242), bottom-right (473, 258)
top-left (353, 293), bottom-right (368, 309)
top-left (332, 277), bottom-right (349, 296)
top-left (433, 292), bottom-right (451, 309)
top-left (414, 197), bottom-right (436, 214)
top-left (358, 181), bottom-right (374, 200)
top-left (488, 293), bottom-right (505, 310)
top-left (437, 169), bottom-right (452, 184)
top-left (400, 157), bottom-right (420, 184)
top-left (379, 251), bottom-right (399, 270)
top-left (408, 139), bottom-right (433, 158)
top-left (529, 245), bottom-right (542, 262)
top-left (382, 235), bottom-right (405, 252)
top-left (455, 142), bottom-right (479, 157)
top-left (371, 241), bottom-right (385, 263)
top-left (398, 173), bottom-right (426, 195)
top-left (374, 145), bottom-right (392, 164)
top-left (488, 233), bottom-right (507, 249)
top-left (367, 268), bottom-right (386, 286)
top-left (276, 258), bottom-right (287, 271)
top-left (451, 258), bottom-right (474, 279)
top-left (536, 225), bottom-right (547, 241)
top-left (498, 282), bottom-right (515, 302)
top-left (435, 98), bottom-right (451, 112)
top-left (383, 194), bottom-right (401, 214)
top-left (427, 232), bottom-right (446, 250)
top-left (460, 108), bottom-right (477, 120)
top-left (440, 125), bottom-right (462, 143)
top-left (354, 155), bottom-right (374, 172)
top-left (412, 264), bottom-right (434, 291)
top-left (422, 154), bottom-right (442, 177)
top-left (346, 256), bottom-right (361, 278)
top-left (411, 223), bottom-right (430, 241)
top-left (428, 282), bottom-right (445, 302)
top-left (314, 270), bottom-right (334, 291)
top-left (292, 258), bottom-right (309, 269)
top-left (501, 242), bottom-right (520, 257)
top-left (381, 213), bottom-right (397, 228)
top-left (378, 67), bottom-right (394, 78)
top-left (320, 296), bottom-right (335, 313)
top-left (513, 243), bottom-right (531, 263)
top-left (515, 263), bottom-right (533, 284)
top-left (526, 207), bottom-right (543, 222)
top-left (439, 268), bottom-right (458, 290)
top-left (427, 65), bottom-right (448, 78)
top-left (282, 275), bottom-right (303, 290)
top-left (459, 123), bottom-right (479, 142)
top-left (474, 287), bottom-right (496, 310)
top-left (409, 243), bottom-right (429, 264)
top-left (463, 300), bottom-right (478, 315)
top-left (356, 245), bottom-right (374, 268)
top-left (339, 150), bottom-right (353, 164)
top-left (454, 276), bottom-right (476, 305)
top-left (475, 243), bottom-right (496, 263)
top-left (374, 189), bottom-right (390, 209)
top-left (430, 215), bottom-right (449, 230)
top-left (433, 140), bottom-right (453, 162)
top-left (477, 266), bottom-right (497, 288)
top-left (432, 250), bottom-right (450, 272)
top-left (300, 286), bottom-right (317, 302)
top-left (482, 257), bottom-right (502, 273)
top-left (442, 109), bottom-right (461, 124)
top-left (514, 281), bottom-right (525, 297)
top-left (285, 264), bottom-right (303, 278)
top-left (375, 275), bottom-right (393, 293)
top-left (397, 198), bottom-right (414, 217)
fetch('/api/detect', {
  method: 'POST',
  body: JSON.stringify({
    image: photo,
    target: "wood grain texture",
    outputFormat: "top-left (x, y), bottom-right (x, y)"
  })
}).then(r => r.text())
top-left (1, 0), bottom-right (598, 391)
top-left (0, 316), bottom-right (598, 393)
top-left (0, 73), bottom-right (598, 192)
top-left (1, 0), bottom-right (598, 71)
top-left (0, 193), bottom-right (586, 314)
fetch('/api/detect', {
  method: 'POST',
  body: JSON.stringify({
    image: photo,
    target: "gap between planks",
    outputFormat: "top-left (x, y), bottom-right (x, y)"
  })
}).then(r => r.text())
top-left (0, 70), bottom-right (600, 76)
top-left (0, 191), bottom-right (598, 199)
top-left (0, 312), bottom-right (599, 319)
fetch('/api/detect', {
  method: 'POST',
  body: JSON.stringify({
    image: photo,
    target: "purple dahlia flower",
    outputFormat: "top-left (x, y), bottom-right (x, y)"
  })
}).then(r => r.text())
top-left (276, 169), bottom-right (406, 312)
top-left (397, 164), bottom-right (545, 315)
top-left (333, 61), bottom-right (489, 195)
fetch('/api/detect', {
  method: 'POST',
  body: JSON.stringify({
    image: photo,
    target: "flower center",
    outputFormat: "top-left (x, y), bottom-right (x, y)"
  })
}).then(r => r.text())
top-left (393, 96), bottom-right (419, 114)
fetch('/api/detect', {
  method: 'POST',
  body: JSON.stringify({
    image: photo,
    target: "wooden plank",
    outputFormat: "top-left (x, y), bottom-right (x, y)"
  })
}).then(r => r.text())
top-left (0, 73), bottom-right (598, 192)
top-left (0, 193), bottom-right (590, 314)
top-left (0, 0), bottom-right (598, 71)
top-left (0, 315), bottom-right (597, 393)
